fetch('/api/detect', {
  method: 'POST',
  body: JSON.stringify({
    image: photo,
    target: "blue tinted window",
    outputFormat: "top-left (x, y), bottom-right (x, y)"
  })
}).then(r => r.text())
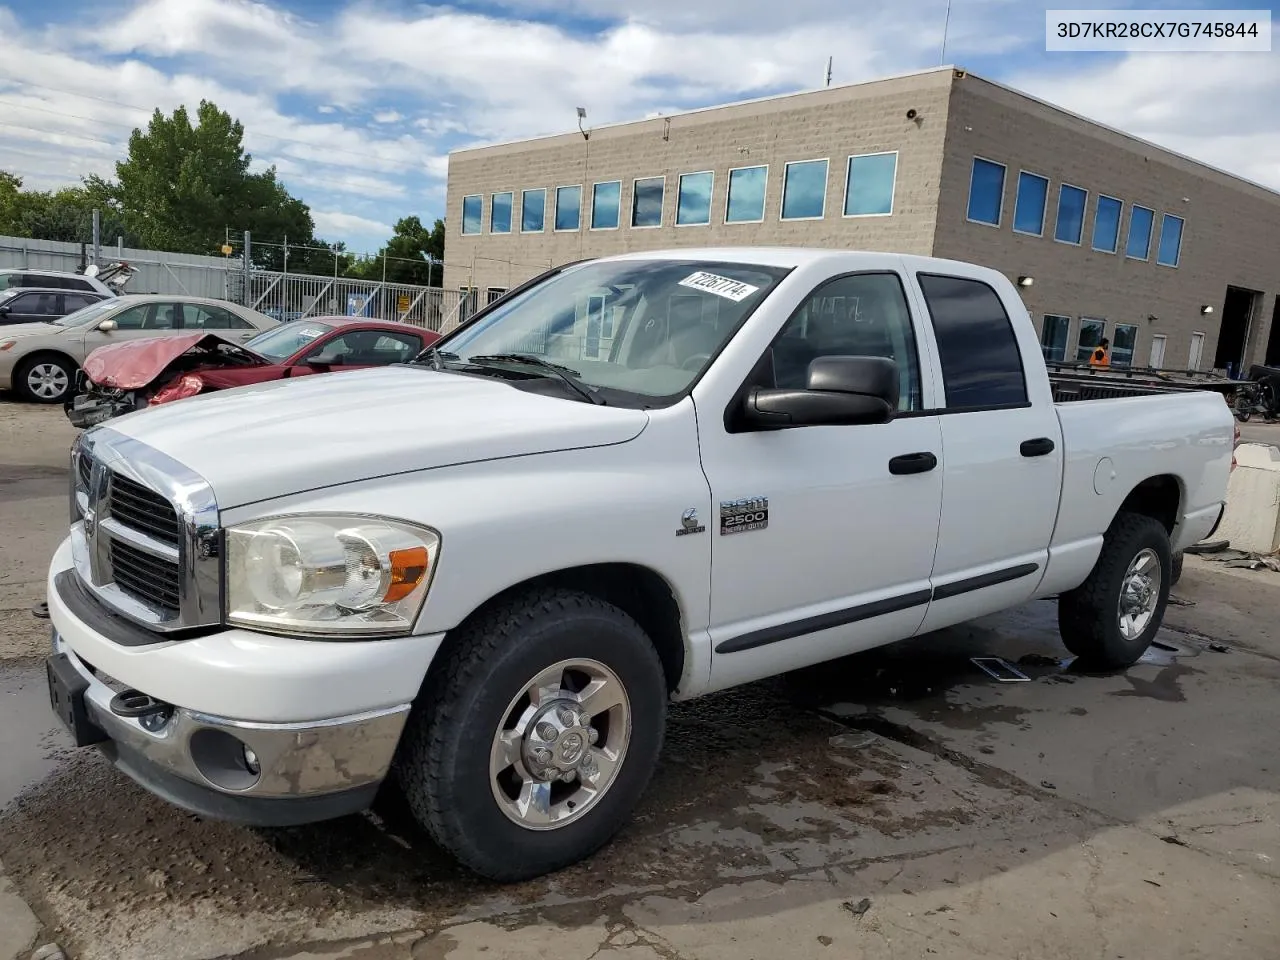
top-left (521, 189), bottom-right (545, 232)
top-left (1157, 214), bottom-right (1184, 266)
top-left (781, 159), bottom-right (828, 220)
top-left (1013, 172), bottom-right (1048, 235)
top-left (591, 181), bottom-right (621, 229)
top-left (967, 158), bottom-right (1005, 225)
top-left (490, 192), bottom-right (513, 233)
top-left (918, 273), bottom-right (1028, 408)
top-left (1126, 205), bottom-right (1154, 259)
top-left (555, 186), bottom-right (581, 231)
top-left (632, 177), bottom-right (664, 227)
top-left (1092, 196), bottom-right (1122, 252)
top-left (676, 172), bottom-right (713, 225)
top-left (844, 152), bottom-right (897, 216)
top-left (461, 195), bottom-right (482, 235)
top-left (726, 165), bottom-right (767, 223)
top-left (1055, 184), bottom-right (1087, 244)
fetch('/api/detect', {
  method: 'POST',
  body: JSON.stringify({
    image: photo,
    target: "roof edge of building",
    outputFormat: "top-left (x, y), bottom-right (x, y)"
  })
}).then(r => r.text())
top-left (448, 64), bottom-right (960, 158)
top-left (956, 73), bottom-right (1280, 204)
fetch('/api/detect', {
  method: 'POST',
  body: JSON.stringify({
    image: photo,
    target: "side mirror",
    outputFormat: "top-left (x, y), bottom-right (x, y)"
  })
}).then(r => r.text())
top-left (97, 319), bottom-right (117, 332)
top-left (0, 305), bottom-right (10, 317)
top-left (306, 352), bottom-right (342, 368)
top-left (739, 355), bottom-right (899, 430)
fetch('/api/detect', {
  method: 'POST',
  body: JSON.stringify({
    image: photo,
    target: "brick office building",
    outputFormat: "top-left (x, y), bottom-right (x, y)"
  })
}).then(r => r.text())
top-left (444, 66), bottom-right (1280, 374)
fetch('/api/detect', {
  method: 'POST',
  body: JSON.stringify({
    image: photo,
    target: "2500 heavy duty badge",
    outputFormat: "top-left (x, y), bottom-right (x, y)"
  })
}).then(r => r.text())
top-left (720, 497), bottom-right (769, 535)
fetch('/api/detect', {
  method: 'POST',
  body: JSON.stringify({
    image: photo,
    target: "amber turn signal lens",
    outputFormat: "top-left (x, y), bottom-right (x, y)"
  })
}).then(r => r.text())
top-left (384, 546), bottom-right (430, 602)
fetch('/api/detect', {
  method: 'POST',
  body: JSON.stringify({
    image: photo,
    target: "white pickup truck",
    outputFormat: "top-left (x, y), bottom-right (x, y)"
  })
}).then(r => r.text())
top-left (45, 248), bottom-right (1234, 881)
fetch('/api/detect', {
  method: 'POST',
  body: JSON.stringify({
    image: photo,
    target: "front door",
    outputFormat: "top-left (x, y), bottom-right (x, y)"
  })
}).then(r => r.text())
top-left (908, 272), bottom-right (1063, 635)
top-left (700, 269), bottom-right (945, 693)
top-left (78, 301), bottom-right (183, 358)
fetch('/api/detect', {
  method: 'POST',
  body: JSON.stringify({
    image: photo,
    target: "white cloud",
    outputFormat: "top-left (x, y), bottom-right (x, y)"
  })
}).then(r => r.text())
top-left (312, 209), bottom-right (392, 240)
top-left (0, 0), bottom-right (1277, 255)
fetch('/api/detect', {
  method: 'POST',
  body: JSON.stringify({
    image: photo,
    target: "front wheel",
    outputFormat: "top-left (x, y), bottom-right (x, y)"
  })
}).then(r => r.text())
top-left (1058, 512), bottom-right (1172, 670)
top-left (394, 589), bottom-right (667, 881)
top-left (15, 354), bottom-right (76, 403)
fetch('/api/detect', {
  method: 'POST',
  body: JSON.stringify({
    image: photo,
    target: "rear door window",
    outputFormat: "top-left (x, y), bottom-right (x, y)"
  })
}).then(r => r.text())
top-left (916, 273), bottom-right (1028, 409)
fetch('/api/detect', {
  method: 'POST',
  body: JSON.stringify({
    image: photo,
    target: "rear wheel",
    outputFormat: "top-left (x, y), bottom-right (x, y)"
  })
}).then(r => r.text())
top-left (394, 588), bottom-right (667, 881)
top-left (15, 354), bottom-right (76, 403)
top-left (1058, 512), bottom-right (1171, 670)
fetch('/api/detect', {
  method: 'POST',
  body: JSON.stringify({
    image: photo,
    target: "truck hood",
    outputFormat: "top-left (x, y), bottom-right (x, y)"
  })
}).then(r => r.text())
top-left (100, 365), bottom-right (650, 507)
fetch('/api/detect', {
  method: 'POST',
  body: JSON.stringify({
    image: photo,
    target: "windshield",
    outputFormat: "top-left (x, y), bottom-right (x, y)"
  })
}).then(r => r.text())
top-left (244, 321), bottom-right (334, 360)
top-left (54, 299), bottom-right (120, 327)
top-left (434, 259), bottom-right (790, 406)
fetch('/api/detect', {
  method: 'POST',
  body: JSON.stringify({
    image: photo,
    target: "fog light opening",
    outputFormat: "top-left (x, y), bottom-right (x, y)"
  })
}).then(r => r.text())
top-left (189, 728), bottom-right (263, 791)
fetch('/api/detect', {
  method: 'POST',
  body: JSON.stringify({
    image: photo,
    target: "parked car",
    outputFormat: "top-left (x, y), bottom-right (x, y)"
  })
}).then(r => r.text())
top-left (0, 266), bottom-right (117, 297)
top-left (0, 295), bottom-right (278, 403)
top-left (65, 316), bottom-right (442, 427)
top-left (0, 287), bottom-right (112, 326)
top-left (43, 248), bottom-right (1234, 883)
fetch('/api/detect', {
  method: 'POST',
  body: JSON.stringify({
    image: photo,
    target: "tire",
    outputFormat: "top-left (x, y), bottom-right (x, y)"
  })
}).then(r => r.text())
top-left (1171, 552), bottom-right (1184, 586)
top-left (1058, 512), bottom-right (1172, 670)
top-left (394, 588), bottom-right (667, 882)
top-left (15, 354), bottom-right (76, 404)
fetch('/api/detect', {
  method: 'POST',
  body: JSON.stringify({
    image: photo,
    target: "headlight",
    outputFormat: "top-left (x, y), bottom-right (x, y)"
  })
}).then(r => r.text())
top-left (225, 515), bottom-right (440, 637)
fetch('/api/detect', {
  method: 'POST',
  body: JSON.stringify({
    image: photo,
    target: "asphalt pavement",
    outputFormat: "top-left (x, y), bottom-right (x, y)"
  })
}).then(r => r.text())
top-left (1, 400), bottom-right (1278, 960)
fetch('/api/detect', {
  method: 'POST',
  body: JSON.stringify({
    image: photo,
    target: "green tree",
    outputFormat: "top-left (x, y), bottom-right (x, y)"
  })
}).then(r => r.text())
top-left (0, 171), bottom-right (131, 244)
top-left (90, 100), bottom-right (317, 259)
top-left (345, 216), bottom-right (445, 285)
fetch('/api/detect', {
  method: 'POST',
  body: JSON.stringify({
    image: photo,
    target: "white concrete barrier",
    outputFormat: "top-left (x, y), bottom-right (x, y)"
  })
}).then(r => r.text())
top-left (1217, 442), bottom-right (1280, 554)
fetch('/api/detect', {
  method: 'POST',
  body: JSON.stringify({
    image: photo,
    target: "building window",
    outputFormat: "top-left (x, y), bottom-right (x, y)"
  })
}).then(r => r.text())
top-left (461, 195), bottom-right (483, 235)
top-left (1055, 184), bottom-right (1088, 245)
top-left (917, 273), bottom-right (1027, 408)
top-left (520, 189), bottom-right (546, 233)
top-left (486, 287), bottom-right (508, 304)
top-left (781, 159), bottom-right (829, 221)
top-left (1092, 195), bottom-right (1122, 253)
top-left (967, 157), bottom-right (1006, 226)
top-left (632, 176), bottom-right (665, 228)
top-left (1157, 214), bottom-right (1184, 267)
top-left (1013, 171), bottom-right (1049, 236)
top-left (843, 151), bottom-right (897, 217)
top-left (1040, 314), bottom-right (1071, 362)
top-left (490, 192), bottom-right (513, 233)
top-left (726, 165), bottom-right (767, 223)
top-left (1076, 317), bottom-right (1106, 362)
top-left (555, 185), bottom-right (582, 231)
top-left (591, 181), bottom-right (621, 230)
top-left (1111, 323), bottom-right (1138, 367)
top-left (676, 171), bottom-right (713, 226)
top-left (1126, 205), bottom-right (1154, 260)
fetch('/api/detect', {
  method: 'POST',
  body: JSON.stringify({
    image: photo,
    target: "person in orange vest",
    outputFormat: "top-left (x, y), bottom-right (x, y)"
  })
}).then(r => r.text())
top-left (1089, 337), bottom-right (1111, 368)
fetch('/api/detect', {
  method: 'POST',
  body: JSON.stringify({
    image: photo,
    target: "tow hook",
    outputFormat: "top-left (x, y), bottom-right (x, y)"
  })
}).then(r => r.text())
top-left (110, 689), bottom-right (174, 732)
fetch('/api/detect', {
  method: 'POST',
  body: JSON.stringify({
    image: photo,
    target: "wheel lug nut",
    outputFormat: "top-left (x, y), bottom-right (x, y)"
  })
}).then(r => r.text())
top-left (560, 770), bottom-right (577, 783)
top-left (536, 722), bottom-right (557, 741)
top-left (556, 707), bottom-right (576, 726)
top-left (588, 727), bottom-right (599, 744)
top-left (531, 747), bottom-right (552, 765)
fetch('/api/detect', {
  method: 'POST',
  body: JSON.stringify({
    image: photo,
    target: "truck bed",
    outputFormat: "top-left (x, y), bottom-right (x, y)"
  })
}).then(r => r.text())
top-left (1047, 362), bottom-right (1244, 404)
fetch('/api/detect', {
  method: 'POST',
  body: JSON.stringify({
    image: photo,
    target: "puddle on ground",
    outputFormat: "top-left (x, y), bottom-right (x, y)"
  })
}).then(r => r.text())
top-left (0, 661), bottom-right (74, 811)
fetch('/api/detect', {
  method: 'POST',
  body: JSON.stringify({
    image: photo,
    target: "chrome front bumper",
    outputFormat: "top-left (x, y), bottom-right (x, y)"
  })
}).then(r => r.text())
top-left (50, 631), bottom-right (410, 826)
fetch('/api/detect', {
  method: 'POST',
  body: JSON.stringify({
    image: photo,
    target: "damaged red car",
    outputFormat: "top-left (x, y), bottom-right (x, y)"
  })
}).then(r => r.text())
top-left (65, 316), bottom-right (440, 428)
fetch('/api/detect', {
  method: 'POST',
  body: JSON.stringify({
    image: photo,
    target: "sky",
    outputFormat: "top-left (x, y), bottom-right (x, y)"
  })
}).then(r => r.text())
top-left (0, 0), bottom-right (1276, 254)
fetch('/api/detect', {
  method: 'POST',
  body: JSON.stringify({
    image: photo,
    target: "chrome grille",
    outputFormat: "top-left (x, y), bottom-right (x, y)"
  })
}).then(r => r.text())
top-left (109, 539), bottom-right (182, 613)
top-left (69, 428), bottom-right (222, 636)
top-left (107, 473), bottom-right (181, 547)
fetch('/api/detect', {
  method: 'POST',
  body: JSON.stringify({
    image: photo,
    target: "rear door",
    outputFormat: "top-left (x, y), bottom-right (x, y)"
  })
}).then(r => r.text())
top-left (1, 291), bottom-right (64, 325)
top-left (180, 303), bottom-right (261, 342)
top-left (907, 270), bottom-right (1063, 634)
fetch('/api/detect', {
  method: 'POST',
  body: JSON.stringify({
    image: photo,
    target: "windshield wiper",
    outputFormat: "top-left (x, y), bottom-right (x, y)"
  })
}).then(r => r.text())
top-left (418, 346), bottom-right (460, 370)
top-left (465, 353), bottom-right (606, 405)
